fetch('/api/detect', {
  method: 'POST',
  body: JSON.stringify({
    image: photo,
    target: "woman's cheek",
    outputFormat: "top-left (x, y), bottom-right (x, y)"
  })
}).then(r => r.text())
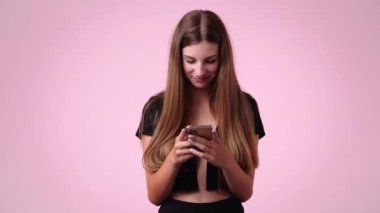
top-left (183, 64), bottom-right (193, 74)
top-left (208, 64), bottom-right (219, 73)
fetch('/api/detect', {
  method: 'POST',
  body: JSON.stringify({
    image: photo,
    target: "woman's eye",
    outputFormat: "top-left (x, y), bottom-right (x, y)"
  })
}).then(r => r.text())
top-left (186, 60), bottom-right (195, 64)
top-left (206, 60), bottom-right (216, 64)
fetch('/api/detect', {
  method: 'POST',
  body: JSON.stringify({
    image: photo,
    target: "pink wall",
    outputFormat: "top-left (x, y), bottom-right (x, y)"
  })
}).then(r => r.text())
top-left (1, 0), bottom-right (379, 212)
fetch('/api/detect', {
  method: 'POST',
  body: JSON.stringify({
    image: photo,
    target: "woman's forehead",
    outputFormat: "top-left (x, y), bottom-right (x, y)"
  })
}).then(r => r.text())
top-left (182, 41), bottom-right (219, 58)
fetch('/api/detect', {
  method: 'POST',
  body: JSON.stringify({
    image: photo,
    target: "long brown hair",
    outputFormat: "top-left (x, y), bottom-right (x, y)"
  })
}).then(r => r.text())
top-left (142, 10), bottom-right (258, 178)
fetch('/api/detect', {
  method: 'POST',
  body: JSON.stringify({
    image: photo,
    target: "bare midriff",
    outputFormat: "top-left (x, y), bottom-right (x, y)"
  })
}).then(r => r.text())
top-left (171, 190), bottom-right (231, 203)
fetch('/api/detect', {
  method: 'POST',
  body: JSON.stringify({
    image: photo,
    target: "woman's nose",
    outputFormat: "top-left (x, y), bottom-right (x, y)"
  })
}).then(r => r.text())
top-left (195, 62), bottom-right (206, 74)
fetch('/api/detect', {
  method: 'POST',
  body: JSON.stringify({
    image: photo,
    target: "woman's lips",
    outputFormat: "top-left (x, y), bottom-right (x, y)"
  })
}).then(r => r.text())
top-left (194, 76), bottom-right (208, 83)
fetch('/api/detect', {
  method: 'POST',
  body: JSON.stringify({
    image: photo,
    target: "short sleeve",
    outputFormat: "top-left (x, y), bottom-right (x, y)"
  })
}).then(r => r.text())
top-left (245, 93), bottom-right (266, 139)
top-left (135, 95), bottom-right (163, 139)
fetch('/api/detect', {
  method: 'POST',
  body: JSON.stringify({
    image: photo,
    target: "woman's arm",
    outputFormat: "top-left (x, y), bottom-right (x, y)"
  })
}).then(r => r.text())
top-left (222, 161), bottom-right (254, 202)
top-left (221, 134), bottom-right (259, 202)
top-left (140, 129), bottom-right (193, 205)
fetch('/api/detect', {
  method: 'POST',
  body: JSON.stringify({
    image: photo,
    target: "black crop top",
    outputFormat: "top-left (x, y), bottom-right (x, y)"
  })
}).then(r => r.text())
top-left (136, 92), bottom-right (265, 191)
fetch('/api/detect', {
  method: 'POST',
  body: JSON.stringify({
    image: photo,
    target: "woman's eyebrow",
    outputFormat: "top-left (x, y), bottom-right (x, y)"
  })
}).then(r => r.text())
top-left (183, 55), bottom-right (194, 59)
top-left (205, 54), bottom-right (218, 59)
top-left (183, 54), bottom-right (218, 59)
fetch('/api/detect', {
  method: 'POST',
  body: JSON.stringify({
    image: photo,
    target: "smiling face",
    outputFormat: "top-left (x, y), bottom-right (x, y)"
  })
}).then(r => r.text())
top-left (182, 40), bottom-right (220, 90)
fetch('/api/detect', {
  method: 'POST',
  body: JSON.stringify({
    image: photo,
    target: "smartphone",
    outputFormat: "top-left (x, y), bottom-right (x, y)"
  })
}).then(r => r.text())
top-left (185, 125), bottom-right (212, 140)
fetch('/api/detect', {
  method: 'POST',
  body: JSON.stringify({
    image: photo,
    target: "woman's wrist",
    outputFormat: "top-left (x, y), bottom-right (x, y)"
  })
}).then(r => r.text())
top-left (220, 153), bottom-right (236, 171)
top-left (166, 150), bottom-right (182, 168)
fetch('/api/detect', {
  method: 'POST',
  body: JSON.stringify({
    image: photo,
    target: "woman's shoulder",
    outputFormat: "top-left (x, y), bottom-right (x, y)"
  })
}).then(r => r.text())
top-left (143, 92), bottom-right (164, 109)
top-left (242, 91), bottom-right (258, 106)
top-left (136, 92), bottom-right (164, 137)
top-left (242, 91), bottom-right (265, 139)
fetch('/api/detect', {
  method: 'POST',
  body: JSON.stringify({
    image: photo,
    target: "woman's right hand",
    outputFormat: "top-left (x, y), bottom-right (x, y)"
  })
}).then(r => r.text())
top-left (167, 128), bottom-right (194, 166)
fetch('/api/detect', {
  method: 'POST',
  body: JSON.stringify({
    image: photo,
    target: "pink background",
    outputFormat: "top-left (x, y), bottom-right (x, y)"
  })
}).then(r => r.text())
top-left (1, 0), bottom-right (379, 212)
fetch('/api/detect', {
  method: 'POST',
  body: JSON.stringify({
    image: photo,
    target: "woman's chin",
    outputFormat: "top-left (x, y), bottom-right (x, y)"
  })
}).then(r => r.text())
top-left (190, 82), bottom-right (210, 89)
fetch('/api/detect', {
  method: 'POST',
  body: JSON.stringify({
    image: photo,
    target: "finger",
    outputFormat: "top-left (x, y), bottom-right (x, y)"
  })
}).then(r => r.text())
top-left (175, 141), bottom-right (192, 149)
top-left (189, 148), bottom-right (211, 160)
top-left (189, 148), bottom-right (205, 158)
top-left (175, 147), bottom-right (193, 155)
top-left (188, 134), bottom-right (209, 145)
top-left (177, 128), bottom-right (187, 141)
top-left (212, 129), bottom-right (219, 142)
top-left (179, 153), bottom-right (194, 162)
top-left (188, 141), bottom-right (207, 152)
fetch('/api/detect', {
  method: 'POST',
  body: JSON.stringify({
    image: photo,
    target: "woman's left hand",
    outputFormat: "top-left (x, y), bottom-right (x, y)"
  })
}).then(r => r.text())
top-left (188, 129), bottom-right (232, 168)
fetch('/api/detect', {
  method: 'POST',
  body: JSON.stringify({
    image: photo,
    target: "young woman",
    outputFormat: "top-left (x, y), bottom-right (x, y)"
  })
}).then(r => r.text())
top-left (136, 10), bottom-right (265, 213)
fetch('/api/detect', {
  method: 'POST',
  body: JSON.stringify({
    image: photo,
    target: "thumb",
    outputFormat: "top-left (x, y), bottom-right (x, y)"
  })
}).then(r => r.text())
top-left (178, 128), bottom-right (187, 140)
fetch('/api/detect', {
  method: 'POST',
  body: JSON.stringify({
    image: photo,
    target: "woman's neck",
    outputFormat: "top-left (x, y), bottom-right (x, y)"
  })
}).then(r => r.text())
top-left (186, 86), bottom-right (216, 126)
top-left (189, 87), bottom-right (211, 104)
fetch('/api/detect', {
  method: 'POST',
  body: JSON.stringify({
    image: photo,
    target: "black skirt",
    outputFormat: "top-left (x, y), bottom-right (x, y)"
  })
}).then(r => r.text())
top-left (158, 197), bottom-right (244, 213)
